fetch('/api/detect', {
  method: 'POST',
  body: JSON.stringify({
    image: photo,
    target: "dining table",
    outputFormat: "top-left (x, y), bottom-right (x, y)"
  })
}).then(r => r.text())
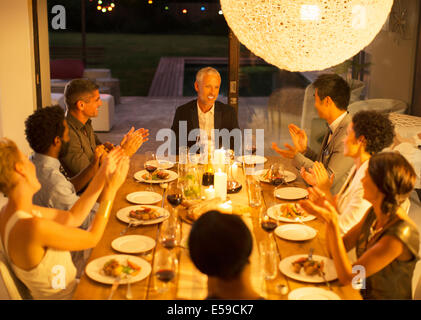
top-left (72, 154), bottom-right (362, 300)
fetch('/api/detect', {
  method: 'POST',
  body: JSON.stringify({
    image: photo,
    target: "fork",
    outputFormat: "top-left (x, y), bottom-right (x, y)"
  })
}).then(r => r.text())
top-left (126, 275), bottom-right (133, 299)
top-left (107, 275), bottom-right (121, 300)
top-left (120, 219), bottom-right (135, 236)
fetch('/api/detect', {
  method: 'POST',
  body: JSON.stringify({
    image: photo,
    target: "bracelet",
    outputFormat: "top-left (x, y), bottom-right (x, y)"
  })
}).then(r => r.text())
top-left (99, 200), bottom-right (113, 219)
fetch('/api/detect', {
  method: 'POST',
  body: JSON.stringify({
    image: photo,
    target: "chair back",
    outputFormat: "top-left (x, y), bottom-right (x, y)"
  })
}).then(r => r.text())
top-left (0, 251), bottom-right (24, 300)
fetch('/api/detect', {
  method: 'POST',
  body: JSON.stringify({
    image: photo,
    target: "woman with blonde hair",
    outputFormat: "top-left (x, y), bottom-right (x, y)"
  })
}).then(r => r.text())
top-left (0, 138), bottom-right (129, 299)
top-left (300, 152), bottom-right (419, 299)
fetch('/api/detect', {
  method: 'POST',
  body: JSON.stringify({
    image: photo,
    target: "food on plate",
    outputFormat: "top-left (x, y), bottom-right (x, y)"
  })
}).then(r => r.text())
top-left (291, 257), bottom-right (325, 276)
top-left (278, 203), bottom-right (307, 219)
top-left (102, 259), bottom-right (141, 277)
top-left (181, 198), bottom-right (250, 222)
top-left (129, 206), bottom-right (160, 220)
top-left (142, 170), bottom-right (170, 180)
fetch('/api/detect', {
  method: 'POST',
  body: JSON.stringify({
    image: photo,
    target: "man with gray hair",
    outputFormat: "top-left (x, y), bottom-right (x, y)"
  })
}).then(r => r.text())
top-left (61, 78), bottom-right (149, 180)
top-left (171, 67), bottom-right (239, 154)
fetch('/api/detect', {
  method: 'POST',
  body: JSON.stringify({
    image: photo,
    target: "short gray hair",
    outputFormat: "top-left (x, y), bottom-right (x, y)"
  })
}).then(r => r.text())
top-left (195, 67), bottom-right (221, 84)
top-left (64, 79), bottom-right (99, 111)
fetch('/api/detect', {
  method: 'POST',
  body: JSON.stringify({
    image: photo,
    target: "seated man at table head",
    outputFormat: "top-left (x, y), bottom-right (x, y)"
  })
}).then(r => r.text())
top-left (188, 211), bottom-right (262, 300)
top-left (272, 73), bottom-right (354, 194)
top-left (170, 67), bottom-right (240, 154)
top-left (61, 78), bottom-right (149, 178)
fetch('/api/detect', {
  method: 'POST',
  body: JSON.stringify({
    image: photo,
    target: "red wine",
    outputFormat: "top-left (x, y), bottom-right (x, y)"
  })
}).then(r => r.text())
top-left (161, 238), bottom-right (177, 249)
top-left (167, 194), bottom-right (183, 207)
top-left (156, 269), bottom-right (175, 282)
top-left (202, 172), bottom-right (214, 186)
top-left (145, 165), bottom-right (157, 173)
top-left (261, 221), bottom-right (277, 232)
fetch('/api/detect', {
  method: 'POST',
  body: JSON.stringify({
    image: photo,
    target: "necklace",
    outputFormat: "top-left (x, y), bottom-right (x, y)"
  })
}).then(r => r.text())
top-left (367, 220), bottom-right (384, 244)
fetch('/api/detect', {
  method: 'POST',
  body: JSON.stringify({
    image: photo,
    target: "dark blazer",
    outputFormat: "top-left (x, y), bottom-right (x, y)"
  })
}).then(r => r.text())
top-left (170, 99), bottom-right (240, 154)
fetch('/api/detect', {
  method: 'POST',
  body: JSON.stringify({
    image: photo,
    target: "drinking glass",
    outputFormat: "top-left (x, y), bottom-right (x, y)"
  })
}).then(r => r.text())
top-left (247, 176), bottom-right (262, 208)
top-left (259, 238), bottom-right (277, 281)
top-left (259, 207), bottom-right (278, 233)
top-left (154, 248), bottom-right (177, 293)
top-left (166, 182), bottom-right (183, 216)
top-left (144, 151), bottom-right (156, 191)
top-left (159, 216), bottom-right (181, 250)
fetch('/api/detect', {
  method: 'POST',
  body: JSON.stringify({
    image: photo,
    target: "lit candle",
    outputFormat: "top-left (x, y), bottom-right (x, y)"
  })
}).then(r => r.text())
top-left (219, 200), bottom-right (232, 213)
top-left (214, 169), bottom-right (227, 201)
top-left (204, 185), bottom-right (216, 200)
top-left (213, 148), bottom-right (225, 173)
top-left (231, 162), bottom-right (239, 180)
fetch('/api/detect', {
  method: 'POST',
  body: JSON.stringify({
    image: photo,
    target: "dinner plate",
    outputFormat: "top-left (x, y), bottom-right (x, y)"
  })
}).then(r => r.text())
top-left (85, 254), bottom-right (151, 285)
top-left (254, 169), bottom-right (297, 183)
top-left (279, 254), bottom-right (338, 283)
top-left (134, 170), bottom-right (178, 184)
top-left (267, 203), bottom-right (316, 223)
top-left (237, 155), bottom-right (268, 165)
top-left (288, 287), bottom-right (341, 300)
top-left (145, 159), bottom-right (174, 170)
top-left (126, 191), bottom-right (162, 204)
top-left (116, 205), bottom-right (170, 225)
top-left (111, 235), bottom-right (156, 254)
top-left (274, 224), bottom-right (317, 241)
top-left (274, 187), bottom-right (309, 200)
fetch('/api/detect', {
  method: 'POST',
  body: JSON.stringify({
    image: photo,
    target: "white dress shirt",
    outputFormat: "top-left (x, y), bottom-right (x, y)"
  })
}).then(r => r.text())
top-left (197, 102), bottom-right (215, 151)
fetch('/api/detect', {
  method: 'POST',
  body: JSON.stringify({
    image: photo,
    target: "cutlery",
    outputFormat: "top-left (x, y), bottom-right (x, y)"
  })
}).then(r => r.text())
top-left (126, 275), bottom-right (133, 299)
top-left (107, 275), bottom-right (121, 300)
top-left (160, 183), bottom-right (168, 208)
top-left (319, 269), bottom-right (332, 291)
top-left (120, 218), bottom-right (135, 235)
top-left (308, 247), bottom-right (314, 261)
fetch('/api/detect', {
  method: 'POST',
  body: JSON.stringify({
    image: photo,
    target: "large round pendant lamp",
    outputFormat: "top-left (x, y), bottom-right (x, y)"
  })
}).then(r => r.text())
top-left (220, 0), bottom-right (394, 71)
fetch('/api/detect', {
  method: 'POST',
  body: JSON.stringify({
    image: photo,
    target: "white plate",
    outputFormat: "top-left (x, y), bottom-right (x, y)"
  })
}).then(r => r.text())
top-left (279, 254), bottom-right (338, 283)
top-left (255, 169), bottom-right (297, 183)
top-left (134, 170), bottom-right (178, 184)
top-left (126, 191), bottom-right (162, 204)
top-left (267, 203), bottom-right (316, 223)
top-left (288, 287), bottom-right (341, 300)
top-left (85, 254), bottom-right (151, 285)
top-left (237, 155), bottom-right (268, 165)
top-left (145, 159), bottom-right (174, 170)
top-left (116, 205), bottom-right (170, 225)
top-left (111, 235), bottom-right (156, 254)
top-left (274, 187), bottom-right (309, 200)
top-left (275, 224), bottom-right (317, 241)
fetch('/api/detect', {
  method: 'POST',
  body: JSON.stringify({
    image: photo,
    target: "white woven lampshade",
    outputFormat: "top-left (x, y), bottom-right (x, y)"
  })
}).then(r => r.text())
top-left (220, 0), bottom-right (393, 71)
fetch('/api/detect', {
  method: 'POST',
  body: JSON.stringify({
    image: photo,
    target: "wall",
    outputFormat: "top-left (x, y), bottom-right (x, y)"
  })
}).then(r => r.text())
top-left (0, 0), bottom-right (36, 155)
top-left (364, 0), bottom-right (420, 114)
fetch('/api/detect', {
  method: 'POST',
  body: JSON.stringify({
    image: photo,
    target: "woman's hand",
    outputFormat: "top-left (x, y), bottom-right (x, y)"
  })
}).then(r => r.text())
top-left (312, 161), bottom-right (334, 193)
top-left (299, 187), bottom-right (339, 225)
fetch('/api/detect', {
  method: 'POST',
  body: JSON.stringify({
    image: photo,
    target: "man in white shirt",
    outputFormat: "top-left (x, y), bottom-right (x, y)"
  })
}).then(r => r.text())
top-left (171, 67), bottom-right (240, 154)
top-left (272, 74), bottom-right (354, 194)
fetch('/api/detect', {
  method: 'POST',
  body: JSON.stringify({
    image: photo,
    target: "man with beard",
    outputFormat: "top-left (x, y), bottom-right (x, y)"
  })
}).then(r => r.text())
top-left (24, 105), bottom-right (107, 274)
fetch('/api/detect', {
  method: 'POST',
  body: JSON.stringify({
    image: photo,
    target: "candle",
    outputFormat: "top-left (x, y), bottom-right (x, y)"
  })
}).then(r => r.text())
top-left (213, 148), bottom-right (225, 173)
top-left (204, 185), bottom-right (216, 200)
top-left (214, 170), bottom-right (227, 201)
top-left (219, 200), bottom-right (232, 214)
top-left (231, 162), bottom-right (239, 180)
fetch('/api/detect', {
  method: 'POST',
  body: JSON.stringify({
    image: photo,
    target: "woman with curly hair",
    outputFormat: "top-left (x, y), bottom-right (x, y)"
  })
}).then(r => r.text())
top-left (0, 138), bottom-right (129, 299)
top-left (300, 152), bottom-right (419, 299)
top-left (301, 110), bottom-right (395, 234)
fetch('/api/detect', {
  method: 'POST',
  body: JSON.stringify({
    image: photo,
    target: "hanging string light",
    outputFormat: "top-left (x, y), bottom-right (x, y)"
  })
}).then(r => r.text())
top-left (220, 0), bottom-right (393, 72)
top-left (96, 0), bottom-right (115, 13)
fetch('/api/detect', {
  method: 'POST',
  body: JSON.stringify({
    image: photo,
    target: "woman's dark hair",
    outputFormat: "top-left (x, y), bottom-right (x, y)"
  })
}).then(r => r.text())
top-left (352, 110), bottom-right (395, 155)
top-left (313, 74), bottom-right (350, 111)
top-left (368, 152), bottom-right (416, 215)
top-left (188, 211), bottom-right (253, 280)
top-left (25, 105), bottom-right (65, 154)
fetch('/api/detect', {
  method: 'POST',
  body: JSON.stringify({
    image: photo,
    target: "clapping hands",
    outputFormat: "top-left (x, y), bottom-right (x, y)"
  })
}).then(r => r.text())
top-left (299, 187), bottom-right (339, 225)
top-left (271, 124), bottom-right (308, 159)
top-left (120, 127), bottom-right (149, 157)
top-left (101, 147), bottom-right (130, 191)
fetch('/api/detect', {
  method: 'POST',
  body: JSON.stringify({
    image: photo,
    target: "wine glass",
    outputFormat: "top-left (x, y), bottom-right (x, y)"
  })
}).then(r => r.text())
top-left (259, 207), bottom-right (278, 233)
top-left (269, 163), bottom-right (286, 186)
top-left (144, 151), bottom-right (156, 191)
top-left (166, 182), bottom-right (183, 216)
top-left (247, 176), bottom-right (262, 208)
top-left (159, 216), bottom-right (181, 250)
top-left (154, 248), bottom-right (177, 293)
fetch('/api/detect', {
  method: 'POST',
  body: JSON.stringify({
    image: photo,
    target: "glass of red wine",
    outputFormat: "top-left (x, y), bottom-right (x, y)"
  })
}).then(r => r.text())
top-left (166, 182), bottom-right (183, 216)
top-left (144, 151), bottom-right (157, 191)
top-left (154, 248), bottom-right (177, 293)
top-left (259, 207), bottom-right (278, 233)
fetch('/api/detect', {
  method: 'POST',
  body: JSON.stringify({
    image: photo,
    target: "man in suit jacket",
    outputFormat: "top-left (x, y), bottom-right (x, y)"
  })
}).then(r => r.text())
top-left (171, 67), bottom-right (240, 154)
top-left (272, 74), bottom-right (354, 194)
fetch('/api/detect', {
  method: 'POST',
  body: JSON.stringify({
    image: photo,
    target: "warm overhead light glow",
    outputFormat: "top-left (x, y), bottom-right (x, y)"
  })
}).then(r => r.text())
top-left (182, 9), bottom-right (187, 14)
top-left (220, 0), bottom-right (393, 71)
top-left (111, 3), bottom-right (115, 8)
top-left (98, 0), bottom-right (102, 4)
top-left (108, 6), bottom-right (112, 11)
top-left (218, 10), bottom-right (223, 15)
top-left (148, 0), bottom-right (153, 4)
top-left (164, 6), bottom-right (169, 10)
top-left (102, 8), bottom-right (106, 12)
top-left (97, 6), bottom-right (102, 10)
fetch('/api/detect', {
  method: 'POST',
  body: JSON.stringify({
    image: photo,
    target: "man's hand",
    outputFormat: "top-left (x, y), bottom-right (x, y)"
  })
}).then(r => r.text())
top-left (120, 127), bottom-right (149, 157)
top-left (288, 124), bottom-right (308, 154)
top-left (93, 145), bottom-right (108, 166)
top-left (271, 142), bottom-right (297, 159)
